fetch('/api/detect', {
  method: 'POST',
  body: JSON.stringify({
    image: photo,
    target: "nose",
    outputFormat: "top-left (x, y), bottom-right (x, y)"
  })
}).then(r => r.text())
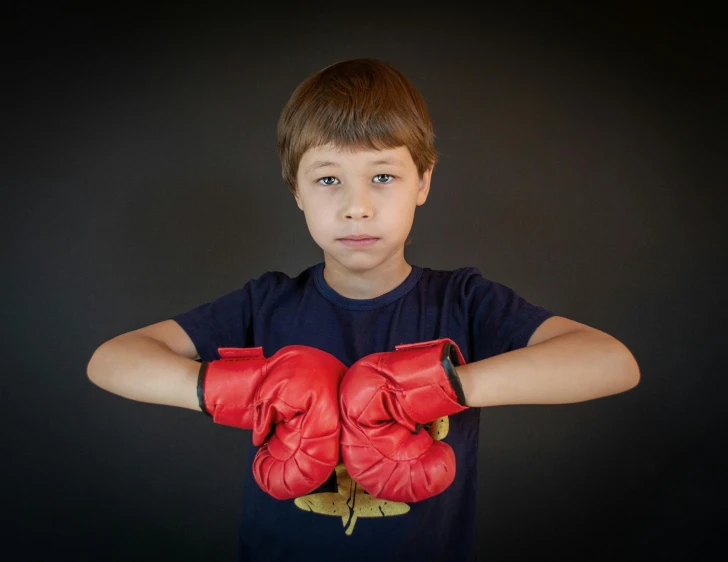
top-left (342, 182), bottom-right (373, 220)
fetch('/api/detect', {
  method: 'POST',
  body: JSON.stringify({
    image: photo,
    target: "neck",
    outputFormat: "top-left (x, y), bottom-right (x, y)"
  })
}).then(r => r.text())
top-left (322, 255), bottom-right (412, 300)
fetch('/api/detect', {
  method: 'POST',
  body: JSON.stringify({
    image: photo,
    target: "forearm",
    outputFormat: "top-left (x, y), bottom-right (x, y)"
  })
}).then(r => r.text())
top-left (456, 330), bottom-right (640, 407)
top-left (87, 333), bottom-right (202, 411)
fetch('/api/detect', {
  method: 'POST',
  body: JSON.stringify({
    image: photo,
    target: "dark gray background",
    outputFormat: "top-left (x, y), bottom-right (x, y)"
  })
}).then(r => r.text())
top-left (3, 3), bottom-right (725, 561)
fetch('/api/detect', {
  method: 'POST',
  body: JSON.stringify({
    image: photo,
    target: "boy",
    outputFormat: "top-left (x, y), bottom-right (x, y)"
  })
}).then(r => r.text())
top-left (87, 58), bottom-right (640, 561)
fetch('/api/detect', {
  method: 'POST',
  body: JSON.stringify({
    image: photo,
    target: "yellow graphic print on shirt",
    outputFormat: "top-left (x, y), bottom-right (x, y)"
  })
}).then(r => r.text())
top-left (294, 416), bottom-right (450, 536)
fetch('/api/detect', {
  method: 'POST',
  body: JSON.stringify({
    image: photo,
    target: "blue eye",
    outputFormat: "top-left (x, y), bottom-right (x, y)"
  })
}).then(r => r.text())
top-left (373, 174), bottom-right (394, 184)
top-left (316, 177), bottom-right (339, 186)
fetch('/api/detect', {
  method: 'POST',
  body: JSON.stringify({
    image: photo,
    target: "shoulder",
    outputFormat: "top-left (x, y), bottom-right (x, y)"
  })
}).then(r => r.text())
top-left (247, 264), bottom-right (316, 292)
top-left (451, 267), bottom-right (535, 307)
top-left (418, 265), bottom-right (484, 286)
top-left (420, 265), bottom-right (509, 305)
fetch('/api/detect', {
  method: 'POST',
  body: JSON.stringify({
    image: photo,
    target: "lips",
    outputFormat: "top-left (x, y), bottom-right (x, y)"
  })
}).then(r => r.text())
top-left (338, 235), bottom-right (379, 248)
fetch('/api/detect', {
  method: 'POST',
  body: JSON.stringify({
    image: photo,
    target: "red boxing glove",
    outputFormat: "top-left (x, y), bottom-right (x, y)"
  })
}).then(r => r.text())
top-left (339, 338), bottom-right (469, 503)
top-left (198, 345), bottom-right (347, 500)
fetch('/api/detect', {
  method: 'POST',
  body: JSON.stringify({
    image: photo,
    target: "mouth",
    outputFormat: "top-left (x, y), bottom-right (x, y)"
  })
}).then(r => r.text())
top-left (338, 237), bottom-right (379, 248)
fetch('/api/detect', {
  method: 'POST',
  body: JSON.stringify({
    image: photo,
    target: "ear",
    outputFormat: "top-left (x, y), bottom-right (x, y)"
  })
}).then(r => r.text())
top-left (293, 188), bottom-right (303, 211)
top-left (416, 166), bottom-right (433, 206)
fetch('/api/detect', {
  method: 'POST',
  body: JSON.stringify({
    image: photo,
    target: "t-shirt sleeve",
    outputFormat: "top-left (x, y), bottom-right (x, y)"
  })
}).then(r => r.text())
top-left (170, 282), bottom-right (255, 362)
top-left (462, 268), bottom-right (555, 362)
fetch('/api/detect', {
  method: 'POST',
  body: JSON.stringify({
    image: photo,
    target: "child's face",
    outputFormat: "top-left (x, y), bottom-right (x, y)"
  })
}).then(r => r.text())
top-left (294, 144), bottom-right (432, 272)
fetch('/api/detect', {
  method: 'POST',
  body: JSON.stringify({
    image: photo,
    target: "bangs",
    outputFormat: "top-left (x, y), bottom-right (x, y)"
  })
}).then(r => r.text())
top-left (293, 107), bottom-right (418, 155)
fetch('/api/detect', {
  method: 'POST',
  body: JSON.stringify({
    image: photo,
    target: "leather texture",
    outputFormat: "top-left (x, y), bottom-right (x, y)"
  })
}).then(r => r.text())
top-left (202, 345), bottom-right (347, 500)
top-left (339, 338), bottom-right (469, 502)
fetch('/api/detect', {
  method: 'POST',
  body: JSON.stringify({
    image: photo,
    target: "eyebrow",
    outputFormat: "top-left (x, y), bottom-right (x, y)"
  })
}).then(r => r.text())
top-left (305, 158), bottom-right (405, 174)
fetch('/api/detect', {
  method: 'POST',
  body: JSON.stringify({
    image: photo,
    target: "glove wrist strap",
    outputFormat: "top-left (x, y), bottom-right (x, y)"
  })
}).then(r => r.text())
top-left (197, 362), bottom-right (211, 416)
top-left (441, 342), bottom-right (467, 406)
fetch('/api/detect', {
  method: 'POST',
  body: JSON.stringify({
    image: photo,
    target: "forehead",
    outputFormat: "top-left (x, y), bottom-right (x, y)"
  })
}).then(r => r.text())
top-left (299, 144), bottom-right (414, 172)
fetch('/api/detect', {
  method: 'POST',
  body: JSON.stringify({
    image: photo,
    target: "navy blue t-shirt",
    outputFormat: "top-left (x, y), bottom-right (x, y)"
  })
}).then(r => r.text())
top-left (172, 262), bottom-right (554, 562)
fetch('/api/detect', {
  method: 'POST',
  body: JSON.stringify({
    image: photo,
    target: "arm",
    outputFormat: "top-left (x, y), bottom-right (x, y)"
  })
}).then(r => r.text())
top-left (455, 316), bottom-right (641, 407)
top-left (86, 320), bottom-right (202, 411)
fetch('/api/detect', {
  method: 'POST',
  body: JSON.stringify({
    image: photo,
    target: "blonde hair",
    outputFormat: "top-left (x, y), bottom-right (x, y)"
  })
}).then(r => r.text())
top-left (277, 58), bottom-right (437, 197)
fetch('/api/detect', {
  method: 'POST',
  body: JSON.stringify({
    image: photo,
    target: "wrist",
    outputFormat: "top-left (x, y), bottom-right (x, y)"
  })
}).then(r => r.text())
top-left (454, 364), bottom-right (471, 407)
